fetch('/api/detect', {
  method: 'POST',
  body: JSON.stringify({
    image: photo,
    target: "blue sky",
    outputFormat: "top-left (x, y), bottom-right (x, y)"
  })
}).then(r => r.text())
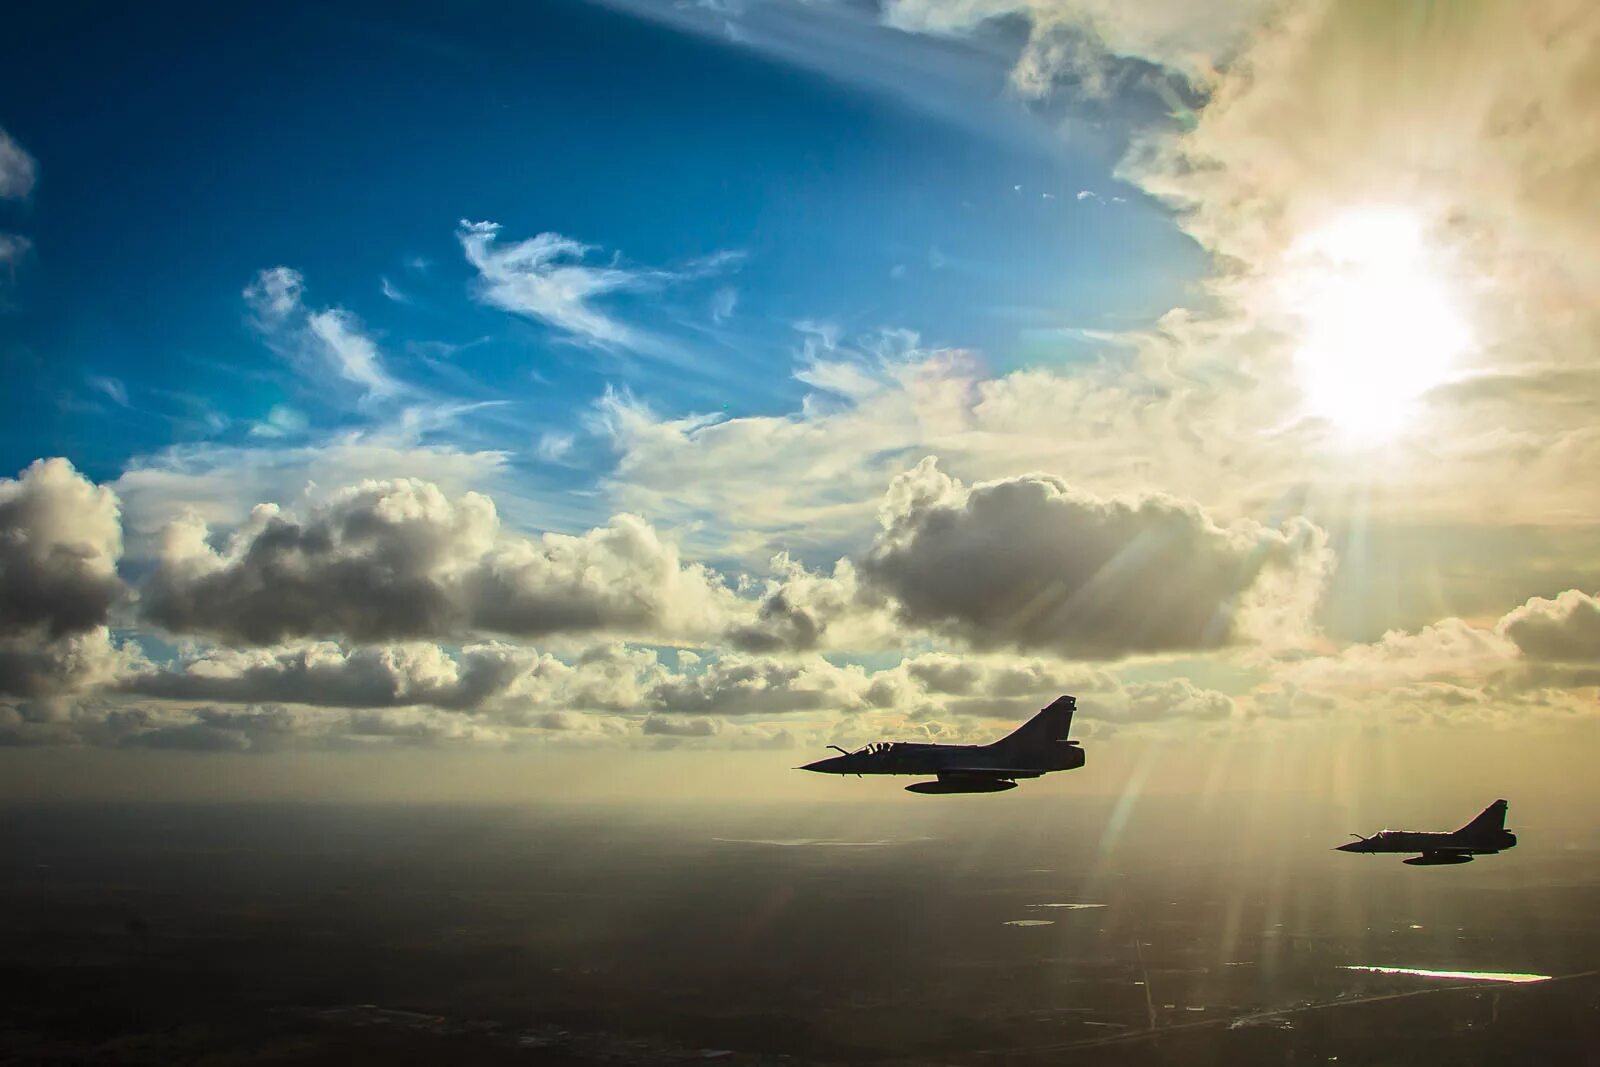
top-left (0, 0), bottom-right (1202, 487)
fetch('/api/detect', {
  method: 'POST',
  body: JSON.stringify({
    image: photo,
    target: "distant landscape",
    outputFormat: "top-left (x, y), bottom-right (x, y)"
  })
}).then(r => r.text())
top-left (4, 799), bottom-right (1597, 1064)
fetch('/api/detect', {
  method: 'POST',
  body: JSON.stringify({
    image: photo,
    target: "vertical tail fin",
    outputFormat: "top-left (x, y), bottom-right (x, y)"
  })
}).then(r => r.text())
top-left (1456, 799), bottom-right (1508, 837)
top-left (995, 695), bottom-right (1076, 752)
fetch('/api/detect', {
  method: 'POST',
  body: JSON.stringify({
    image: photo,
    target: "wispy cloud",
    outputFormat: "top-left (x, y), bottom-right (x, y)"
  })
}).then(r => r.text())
top-left (86, 375), bottom-right (129, 407)
top-left (248, 404), bottom-right (309, 439)
top-left (243, 266), bottom-right (402, 401)
top-left (709, 286), bottom-right (738, 324)
top-left (380, 276), bottom-right (411, 304)
top-left (457, 220), bottom-right (737, 356)
top-left (0, 128), bottom-right (37, 200)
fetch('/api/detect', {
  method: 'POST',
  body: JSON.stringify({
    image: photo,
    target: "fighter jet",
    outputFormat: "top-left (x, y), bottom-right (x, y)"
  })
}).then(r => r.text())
top-left (1336, 799), bottom-right (1517, 865)
top-left (798, 695), bottom-right (1084, 794)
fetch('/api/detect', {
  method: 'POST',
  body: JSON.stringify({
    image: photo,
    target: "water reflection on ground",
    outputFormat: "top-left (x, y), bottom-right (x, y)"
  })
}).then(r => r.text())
top-left (1341, 965), bottom-right (1552, 984)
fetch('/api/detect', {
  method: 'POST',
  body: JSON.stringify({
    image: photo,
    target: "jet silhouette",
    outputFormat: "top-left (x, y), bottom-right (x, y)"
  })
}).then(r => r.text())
top-left (1336, 799), bottom-right (1517, 865)
top-left (798, 695), bottom-right (1084, 794)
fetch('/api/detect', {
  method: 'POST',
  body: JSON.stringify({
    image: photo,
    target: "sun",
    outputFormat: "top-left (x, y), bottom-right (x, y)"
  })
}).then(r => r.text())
top-left (1283, 206), bottom-right (1472, 442)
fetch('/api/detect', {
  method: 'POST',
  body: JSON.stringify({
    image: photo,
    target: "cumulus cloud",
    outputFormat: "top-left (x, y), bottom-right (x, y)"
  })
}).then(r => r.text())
top-left (114, 437), bottom-right (512, 561)
top-left (881, 0), bottom-right (1271, 96)
top-left (141, 477), bottom-right (742, 646)
top-left (1498, 591), bottom-right (1600, 663)
top-left (647, 653), bottom-right (888, 716)
top-left (1118, 678), bottom-right (1237, 722)
top-left (726, 556), bottom-right (895, 653)
top-left (123, 641), bottom-right (541, 711)
top-left (0, 627), bottom-right (145, 701)
top-left (1278, 617), bottom-right (1517, 693)
top-left (860, 458), bottom-right (1330, 658)
top-left (0, 460), bottom-right (124, 641)
top-left (0, 460), bottom-right (144, 706)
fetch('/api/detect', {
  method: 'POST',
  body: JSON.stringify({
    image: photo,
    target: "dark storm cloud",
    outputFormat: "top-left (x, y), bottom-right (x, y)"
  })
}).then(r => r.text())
top-left (142, 478), bottom-right (739, 646)
top-left (858, 458), bottom-right (1330, 658)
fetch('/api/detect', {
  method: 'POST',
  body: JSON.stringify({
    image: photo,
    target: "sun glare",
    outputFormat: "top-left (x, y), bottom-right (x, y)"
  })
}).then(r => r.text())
top-left (1285, 206), bottom-right (1472, 442)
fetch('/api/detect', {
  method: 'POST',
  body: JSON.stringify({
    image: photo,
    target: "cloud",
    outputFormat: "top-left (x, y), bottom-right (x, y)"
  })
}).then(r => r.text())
top-left (596, 342), bottom-right (981, 561)
top-left (646, 653), bottom-right (886, 716)
top-left (113, 437), bottom-right (511, 561)
top-left (249, 405), bottom-right (309, 439)
top-left (141, 477), bottom-right (742, 646)
top-left (881, 0), bottom-right (1271, 97)
top-left (87, 376), bottom-right (129, 407)
top-left (1118, 678), bottom-right (1236, 722)
top-left (0, 128), bottom-right (37, 199)
top-left (0, 626), bottom-right (144, 701)
top-left (642, 715), bottom-right (720, 737)
top-left (244, 267), bottom-right (402, 400)
top-left (0, 234), bottom-right (31, 279)
top-left (1498, 591), bottom-right (1600, 663)
top-left (0, 459), bottom-right (124, 640)
top-left (1277, 617), bottom-right (1517, 693)
top-left (710, 286), bottom-right (738, 323)
top-left (380, 276), bottom-right (411, 304)
top-left (458, 220), bottom-right (735, 354)
top-left (121, 705), bottom-right (317, 752)
top-left (535, 431), bottom-right (575, 463)
top-left (306, 309), bottom-right (399, 399)
top-left (860, 458), bottom-right (1330, 658)
top-left (726, 556), bottom-right (896, 653)
top-left (0, 460), bottom-right (144, 705)
top-left (123, 641), bottom-right (542, 711)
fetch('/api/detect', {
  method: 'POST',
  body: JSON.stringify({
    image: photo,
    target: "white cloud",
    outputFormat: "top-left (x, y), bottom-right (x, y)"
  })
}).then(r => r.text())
top-left (0, 460), bottom-right (143, 706)
top-left (0, 128), bottom-right (38, 199)
top-left (114, 436), bottom-right (512, 559)
top-left (124, 641), bottom-right (542, 711)
top-left (380, 276), bottom-right (411, 304)
top-left (248, 405), bottom-right (309, 439)
top-left (306, 309), bottom-right (400, 398)
top-left (0, 234), bottom-right (31, 279)
top-left (0, 459), bottom-right (124, 641)
top-left (87, 376), bottom-right (129, 407)
top-left (141, 476), bottom-right (744, 647)
top-left (535, 431), bottom-right (575, 463)
top-left (243, 267), bottom-right (402, 400)
top-left (459, 220), bottom-right (734, 355)
top-left (882, 0), bottom-right (1271, 96)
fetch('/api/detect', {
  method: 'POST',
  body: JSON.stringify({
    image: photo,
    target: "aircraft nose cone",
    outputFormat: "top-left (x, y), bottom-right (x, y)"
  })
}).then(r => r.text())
top-left (1335, 840), bottom-right (1363, 852)
top-left (798, 756), bottom-right (845, 774)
